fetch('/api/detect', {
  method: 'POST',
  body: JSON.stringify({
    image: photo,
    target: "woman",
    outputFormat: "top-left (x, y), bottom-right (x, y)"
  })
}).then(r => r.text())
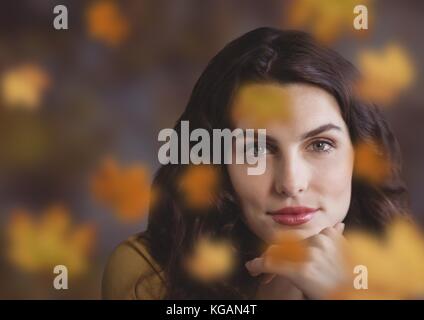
top-left (102, 27), bottom-right (409, 299)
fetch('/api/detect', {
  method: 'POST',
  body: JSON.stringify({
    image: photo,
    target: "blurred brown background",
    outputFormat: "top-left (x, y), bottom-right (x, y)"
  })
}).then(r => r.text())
top-left (0, 0), bottom-right (422, 299)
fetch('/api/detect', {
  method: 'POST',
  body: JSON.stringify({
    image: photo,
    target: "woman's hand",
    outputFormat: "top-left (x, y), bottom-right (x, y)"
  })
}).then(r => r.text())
top-left (245, 222), bottom-right (350, 299)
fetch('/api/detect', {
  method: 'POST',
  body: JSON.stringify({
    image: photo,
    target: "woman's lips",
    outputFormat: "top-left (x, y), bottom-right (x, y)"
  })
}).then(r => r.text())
top-left (268, 206), bottom-right (319, 226)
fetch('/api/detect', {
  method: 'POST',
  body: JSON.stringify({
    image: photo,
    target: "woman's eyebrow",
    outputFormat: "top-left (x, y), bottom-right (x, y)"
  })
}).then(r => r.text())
top-left (300, 123), bottom-right (342, 140)
top-left (234, 130), bottom-right (278, 144)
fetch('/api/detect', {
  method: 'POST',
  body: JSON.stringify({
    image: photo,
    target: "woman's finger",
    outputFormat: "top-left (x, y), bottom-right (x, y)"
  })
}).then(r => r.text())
top-left (245, 257), bottom-right (265, 276)
top-left (246, 256), bottom-right (300, 280)
top-left (334, 222), bottom-right (345, 234)
top-left (307, 233), bottom-right (333, 250)
top-left (319, 224), bottom-right (346, 245)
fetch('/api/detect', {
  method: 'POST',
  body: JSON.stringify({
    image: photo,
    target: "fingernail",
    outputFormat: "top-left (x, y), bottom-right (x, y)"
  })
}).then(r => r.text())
top-left (245, 263), bottom-right (254, 276)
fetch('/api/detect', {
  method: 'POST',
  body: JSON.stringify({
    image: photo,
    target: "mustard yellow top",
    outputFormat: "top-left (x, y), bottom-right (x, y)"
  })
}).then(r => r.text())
top-left (101, 232), bottom-right (167, 300)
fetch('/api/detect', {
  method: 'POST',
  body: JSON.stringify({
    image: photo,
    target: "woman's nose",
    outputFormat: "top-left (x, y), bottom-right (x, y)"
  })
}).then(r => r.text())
top-left (273, 155), bottom-right (308, 197)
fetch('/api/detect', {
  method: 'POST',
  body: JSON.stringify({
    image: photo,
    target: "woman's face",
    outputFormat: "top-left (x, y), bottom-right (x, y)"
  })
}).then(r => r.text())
top-left (227, 83), bottom-right (354, 244)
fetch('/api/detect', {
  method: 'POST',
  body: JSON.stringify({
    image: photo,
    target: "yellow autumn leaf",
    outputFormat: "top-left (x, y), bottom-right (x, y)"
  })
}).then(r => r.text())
top-left (1, 64), bottom-right (50, 110)
top-left (331, 218), bottom-right (424, 299)
top-left (6, 205), bottom-right (95, 276)
top-left (285, 0), bottom-right (373, 44)
top-left (231, 83), bottom-right (291, 129)
top-left (353, 140), bottom-right (392, 185)
top-left (264, 234), bottom-right (308, 267)
top-left (86, 0), bottom-right (129, 47)
top-left (178, 164), bottom-right (220, 210)
top-left (91, 156), bottom-right (154, 221)
top-left (184, 237), bottom-right (237, 283)
top-left (356, 44), bottom-right (415, 106)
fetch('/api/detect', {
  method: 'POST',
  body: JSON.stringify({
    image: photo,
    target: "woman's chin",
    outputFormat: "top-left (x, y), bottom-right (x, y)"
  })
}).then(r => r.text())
top-left (268, 224), bottom-right (325, 243)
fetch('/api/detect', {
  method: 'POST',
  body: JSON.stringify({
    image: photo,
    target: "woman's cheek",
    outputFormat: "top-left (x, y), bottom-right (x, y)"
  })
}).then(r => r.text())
top-left (227, 164), bottom-right (271, 210)
top-left (313, 152), bottom-right (353, 222)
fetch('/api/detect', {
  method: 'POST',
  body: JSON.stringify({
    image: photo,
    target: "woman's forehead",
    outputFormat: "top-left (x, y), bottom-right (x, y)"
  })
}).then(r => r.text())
top-left (231, 82), bottom-right (347, 134)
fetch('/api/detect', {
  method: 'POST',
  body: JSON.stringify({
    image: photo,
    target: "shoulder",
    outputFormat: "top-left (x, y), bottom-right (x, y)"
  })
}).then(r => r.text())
top-left (101, 232), bottom-right (166, 300)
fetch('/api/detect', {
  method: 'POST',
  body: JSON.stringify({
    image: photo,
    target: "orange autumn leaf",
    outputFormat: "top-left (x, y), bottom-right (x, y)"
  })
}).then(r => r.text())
top-left (284, 0), bottom-right (373, 44)
top-left (353, 141), bottom-right (392, 185)
top-left (86, 1), bottom-right (129, 47)
top-left (6, 205), bottom-right (95, 275)
top-left (178, 165), bottom-right (220, 210)
top-left (1, 64), bottom-right (50, 110)
top-left (264, 234), bottom-right (308, 266)
top-left (231, 83), bottom-right (291, 129)
top-left (356, 44), bottom-right (415, 106)
top-left (91, 157), bottom-right (154, 221)
top-left (331, 218), bottom-right (424, 299)
top-left (184, 237), bottom-right (236, 283)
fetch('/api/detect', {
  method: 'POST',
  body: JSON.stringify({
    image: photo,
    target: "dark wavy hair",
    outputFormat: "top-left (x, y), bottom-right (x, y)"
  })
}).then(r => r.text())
top-left (141, 27), bottom-right (410, 299)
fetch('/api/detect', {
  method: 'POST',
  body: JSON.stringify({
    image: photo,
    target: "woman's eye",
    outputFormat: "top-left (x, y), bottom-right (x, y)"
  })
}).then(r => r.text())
top-left (308, 140), bottom-right (334, 153)
top-left (246, 144), bottom-right (269, 157)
